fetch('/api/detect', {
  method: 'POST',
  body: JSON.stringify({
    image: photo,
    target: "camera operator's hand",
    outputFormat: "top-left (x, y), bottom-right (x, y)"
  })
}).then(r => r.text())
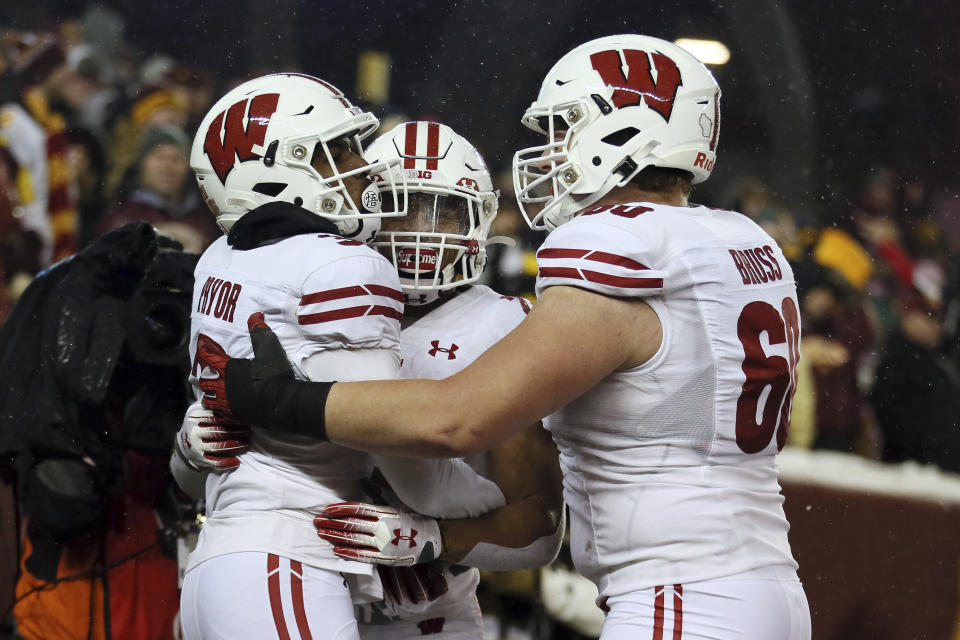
top-left (176, 400), bottom-right (250, 471)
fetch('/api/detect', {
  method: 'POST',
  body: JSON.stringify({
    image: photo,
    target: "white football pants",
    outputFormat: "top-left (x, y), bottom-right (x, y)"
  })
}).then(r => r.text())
top-left (600, 566), bottom-right (811, 640)
top-left (358, 597), bottom-right (483, 640)
top-left (180, 551), bottom-right (360, 640)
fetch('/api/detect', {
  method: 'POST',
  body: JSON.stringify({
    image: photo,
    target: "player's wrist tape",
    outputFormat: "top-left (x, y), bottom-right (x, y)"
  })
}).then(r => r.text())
top-left (225, 358), bottom-right (333, 441)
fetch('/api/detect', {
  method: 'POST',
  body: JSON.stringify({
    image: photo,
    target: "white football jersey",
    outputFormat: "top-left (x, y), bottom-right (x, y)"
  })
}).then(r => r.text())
top-left (536, 202), bottom-right (800, 599)
top-left (187, 231), bottom-right (403, 576)
top-left (359, 285), bottom-right (530, 626)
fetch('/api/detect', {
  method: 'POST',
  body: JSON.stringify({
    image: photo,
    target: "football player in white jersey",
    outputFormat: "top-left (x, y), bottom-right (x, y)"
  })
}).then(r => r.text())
top-left (217, 36), bottom-right (812, 640)
top-left (174, 74), bottom-right (511, 640)
top-left (311, 121), bottom-right (564, 639)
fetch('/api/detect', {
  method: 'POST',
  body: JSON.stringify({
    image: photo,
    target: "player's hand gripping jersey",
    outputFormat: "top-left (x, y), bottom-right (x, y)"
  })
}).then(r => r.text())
top-left (536, 202), bottom-right (800, 599)
top-left (188, 230), bottom-right (403, 576)
top-left (356, 285), bottom-right (531, 632)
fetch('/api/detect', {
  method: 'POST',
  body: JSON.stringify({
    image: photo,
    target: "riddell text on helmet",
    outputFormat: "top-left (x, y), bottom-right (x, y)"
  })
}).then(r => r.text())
top-left (694, 152), bottom-right (715, 172)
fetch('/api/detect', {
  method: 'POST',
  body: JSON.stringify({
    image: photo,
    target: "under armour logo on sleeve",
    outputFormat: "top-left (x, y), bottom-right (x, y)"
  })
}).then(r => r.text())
top-left (428, 341), bottom-right (459, 359)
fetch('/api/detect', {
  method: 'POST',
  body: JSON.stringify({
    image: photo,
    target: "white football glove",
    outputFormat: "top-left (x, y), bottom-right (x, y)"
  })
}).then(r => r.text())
top-left (176, 400), bottom-right (250, 471)
top-left (315, 502), bottom-right (443, 567)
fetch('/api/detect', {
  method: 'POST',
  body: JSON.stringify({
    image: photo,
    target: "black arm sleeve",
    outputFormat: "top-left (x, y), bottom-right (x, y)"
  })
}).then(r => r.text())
top-left (225, 358), bottom-right (333, 440)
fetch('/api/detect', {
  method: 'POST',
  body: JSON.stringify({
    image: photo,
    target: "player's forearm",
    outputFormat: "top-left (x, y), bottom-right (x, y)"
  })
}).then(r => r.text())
top-left (372, 454), bottom-right (506, 518)
top-left (325, 378), bottom-right (516, 457)
top-left (436, 493), bottom-right (562, 564)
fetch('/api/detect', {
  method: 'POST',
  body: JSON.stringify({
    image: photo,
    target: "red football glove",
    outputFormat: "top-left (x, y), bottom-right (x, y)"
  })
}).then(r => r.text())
top-left (315, 502), bottom-right (442, 567)
top-left (176, 400), bottom-right (250, 470)
top-left (195, 333), bottom-right (233, 416)
top-left (376, 563), bottom-right (449, 610)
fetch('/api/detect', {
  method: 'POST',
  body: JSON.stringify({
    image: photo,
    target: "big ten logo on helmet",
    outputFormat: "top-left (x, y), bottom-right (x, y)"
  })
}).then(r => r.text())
top-left (456, 177), bottom-right (479, 191)
top-left (404, 169), bottom-right (433, 180)
top-left (203, 93), bottom-right (280, 183)
top-left (589, 49), bottom-right (682, 121)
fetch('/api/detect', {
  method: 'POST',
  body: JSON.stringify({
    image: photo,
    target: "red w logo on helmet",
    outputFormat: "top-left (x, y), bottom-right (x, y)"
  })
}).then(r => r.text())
top-left (589, 50), bottom-right (682, 121)
top-left (203, 93), bottom-right (280, 183)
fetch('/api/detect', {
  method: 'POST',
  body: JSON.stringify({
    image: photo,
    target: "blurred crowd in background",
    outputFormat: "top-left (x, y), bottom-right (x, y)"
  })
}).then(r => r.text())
top-left (3, 16), bottom-right (957, 472)
top-left (1, 7), bottom-right (959, 640)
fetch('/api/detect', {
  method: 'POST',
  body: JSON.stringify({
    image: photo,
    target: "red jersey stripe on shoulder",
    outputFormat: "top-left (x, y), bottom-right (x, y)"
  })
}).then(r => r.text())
top-left (537, 248), bottom-right (589, 260)
top-left (583, 250), bottom-right (649, 270)
top-left (299, 304), bottom-right (402, 325)
top-left (369, 305), bottom-right (404, 321)
top-left (538, 266), bottom-right (584, 280)
top-left (540, 267), bottom-right (662, 289)
top-left (300, 306), bottom-right (368, 324)
top-left (301, 284), bottom-right (403, 306)
top-left (364, 284), bottom-right (404, 302)
top-left (582, 269), bottom-right (663, 289)
top-left (301, 285), bottom-right (367, 305)
top-left (538, 247), bottom-right (650, 270)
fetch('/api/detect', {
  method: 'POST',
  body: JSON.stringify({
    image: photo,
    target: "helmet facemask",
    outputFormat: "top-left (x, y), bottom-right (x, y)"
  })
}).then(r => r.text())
top-left (300, 127), bottom-right (408, 238)
top-left (365, 121), bottom-right (499, 304)
top-left (374, 189), bottom-right (495, 304)
top-left (512, 104), bottom-right (594, 231)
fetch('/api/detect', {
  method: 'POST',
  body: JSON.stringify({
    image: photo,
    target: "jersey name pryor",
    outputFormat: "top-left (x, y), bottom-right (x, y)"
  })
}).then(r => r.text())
top-left (536, 202), bottom-right (800, 599)
top-left (187, 232), bottom-right (403, 575)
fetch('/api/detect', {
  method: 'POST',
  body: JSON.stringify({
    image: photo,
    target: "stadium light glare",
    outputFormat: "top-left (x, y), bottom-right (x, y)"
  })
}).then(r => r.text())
top-left (674, 38), bottom-right (731, 65)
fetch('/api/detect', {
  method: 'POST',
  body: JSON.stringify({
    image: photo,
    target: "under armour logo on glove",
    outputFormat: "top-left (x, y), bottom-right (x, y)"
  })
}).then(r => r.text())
top-left (315, 502), bottom-right (442, 567)
top-left (391, 528), bottom-right (418, 548)
top-left (428, 340), bottom-right (458, 360)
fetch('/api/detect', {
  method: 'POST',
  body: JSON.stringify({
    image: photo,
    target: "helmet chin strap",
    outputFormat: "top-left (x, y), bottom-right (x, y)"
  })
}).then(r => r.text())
top-left (546, 150), bottom-right (658, 231)
top-left (400, 259), bottom-right (462, 306)
top-left (546, 174), bottom-right (617, 231)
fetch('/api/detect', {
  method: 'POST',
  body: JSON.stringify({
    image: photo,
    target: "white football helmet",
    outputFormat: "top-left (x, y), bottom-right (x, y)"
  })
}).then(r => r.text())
top-left (512, 34), bottom-right (721, 231)
top-left (365, 122), bottom-right (498, 303)
top-left (190, 73), bottom-right (406, 237)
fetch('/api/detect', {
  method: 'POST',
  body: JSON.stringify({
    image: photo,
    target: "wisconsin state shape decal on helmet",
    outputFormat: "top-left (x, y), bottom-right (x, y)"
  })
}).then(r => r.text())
top-left (203, 93), bottom-right (280, 183)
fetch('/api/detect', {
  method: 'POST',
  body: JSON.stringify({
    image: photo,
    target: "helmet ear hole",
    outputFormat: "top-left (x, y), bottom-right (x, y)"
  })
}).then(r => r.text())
top-left (252, 182), bottom-right (287, 197)
top-left (601, 127), bottom-right (641, 147)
